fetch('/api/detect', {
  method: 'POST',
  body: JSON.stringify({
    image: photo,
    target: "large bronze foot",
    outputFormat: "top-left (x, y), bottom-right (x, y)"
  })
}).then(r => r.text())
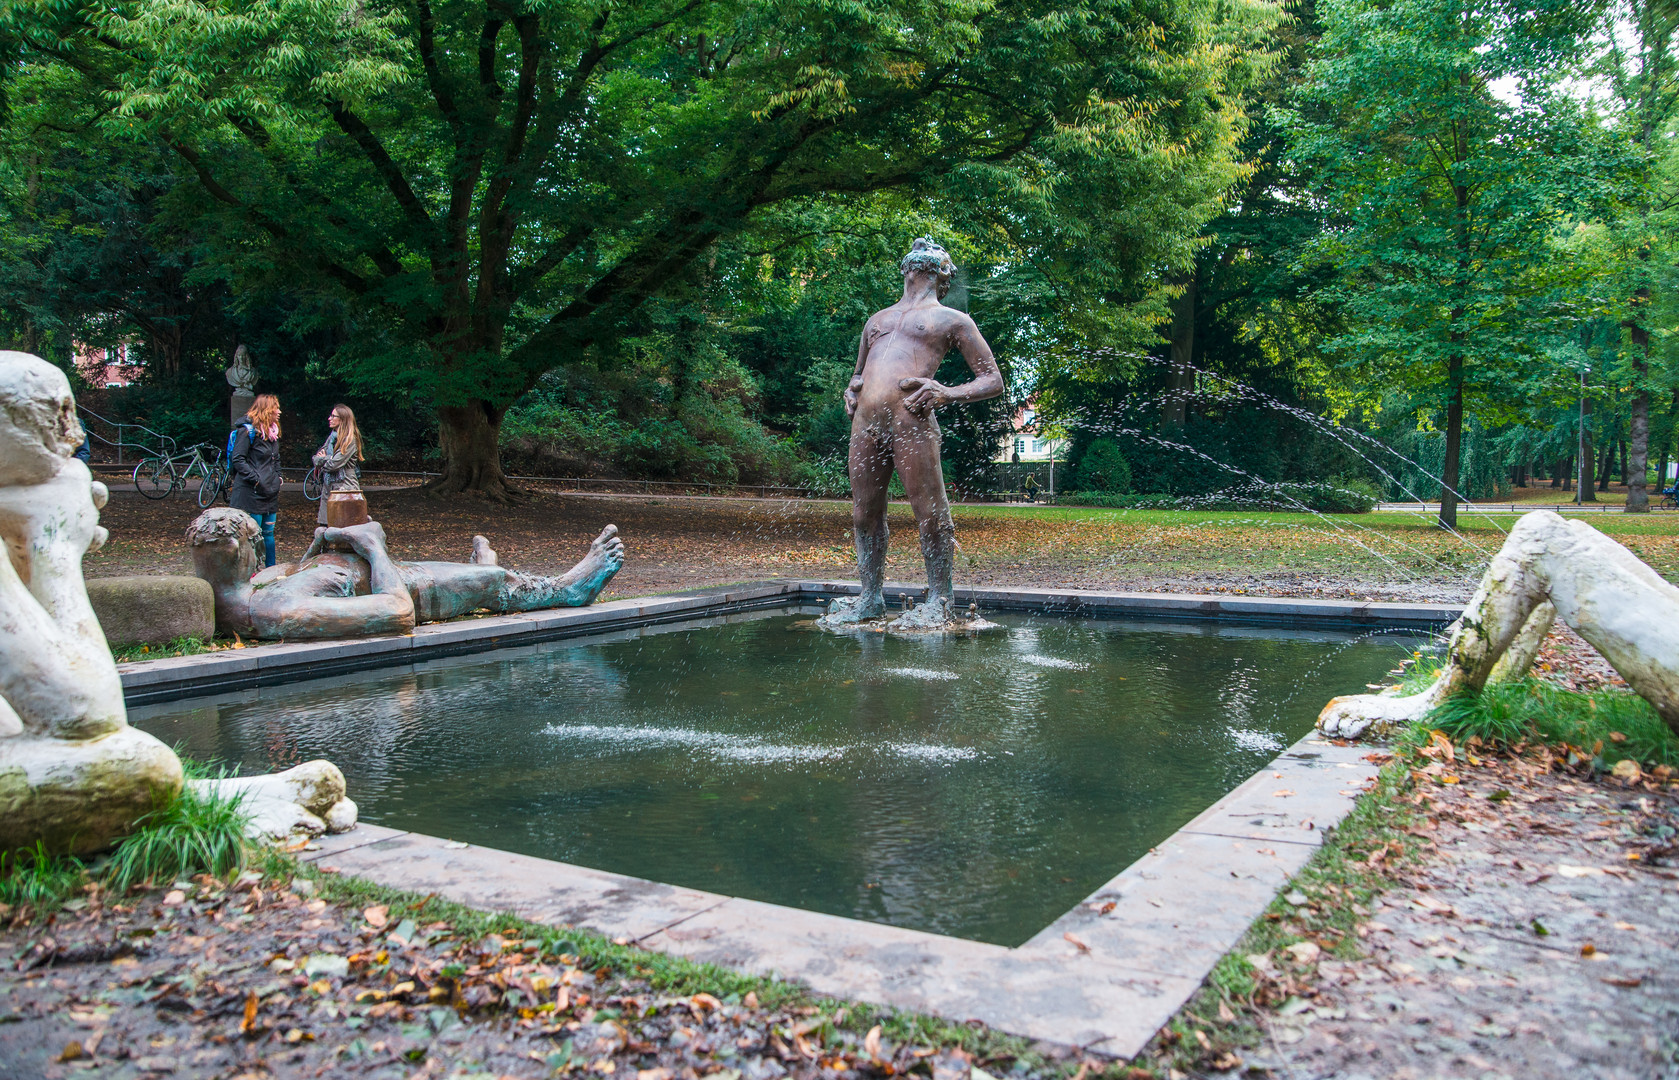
top-left (816, 592), bottom-right (887, 629)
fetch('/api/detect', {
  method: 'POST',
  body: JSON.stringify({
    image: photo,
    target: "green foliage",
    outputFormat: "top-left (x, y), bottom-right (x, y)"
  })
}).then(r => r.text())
top-left (111, 635), bottom-right (212, 663)
top-left (7, 0), bottom-right (1269, 493)
top-left (103, 776), bottom-right (251, 893)
top-left (1429, 681), bottom-right (1679, 767)
top-left (1071, 438), bottom-right (1132, 493)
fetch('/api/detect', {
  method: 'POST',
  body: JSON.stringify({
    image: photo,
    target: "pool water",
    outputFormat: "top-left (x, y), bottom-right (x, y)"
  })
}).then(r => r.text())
top-left (131, 609), bottom-right (1419, 945)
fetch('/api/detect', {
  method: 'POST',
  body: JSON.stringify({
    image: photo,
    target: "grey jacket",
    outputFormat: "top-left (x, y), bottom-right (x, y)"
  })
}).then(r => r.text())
top-left (312, 432), bottom-right (362, 492)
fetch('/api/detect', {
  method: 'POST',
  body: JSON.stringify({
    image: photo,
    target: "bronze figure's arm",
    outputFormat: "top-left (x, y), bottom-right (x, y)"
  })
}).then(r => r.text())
top-left (901, 314), bottom-right (1004, 418)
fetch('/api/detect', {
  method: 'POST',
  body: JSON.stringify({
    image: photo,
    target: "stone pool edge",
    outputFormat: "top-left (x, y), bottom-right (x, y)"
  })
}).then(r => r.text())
top-left (114, 582), bottom-right (1440, 1054)
top-left (292, 732), bottom-right (1382, 1059)
top-left (117, 580), bottom-right (1458, 705)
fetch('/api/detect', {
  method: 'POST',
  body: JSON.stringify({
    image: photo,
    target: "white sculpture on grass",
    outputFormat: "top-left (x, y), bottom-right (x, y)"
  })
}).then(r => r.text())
top-left (1320, 510), bottom-right (1679, 740)
top-left (0, 352), bottom-right (352, 852)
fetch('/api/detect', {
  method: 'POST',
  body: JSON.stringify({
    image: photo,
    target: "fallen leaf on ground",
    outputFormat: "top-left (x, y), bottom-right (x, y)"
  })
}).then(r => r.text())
top-left (1557, 865), bottom-right (1606, 878)
top-left (1063, 932), bottom-right (1091, 953)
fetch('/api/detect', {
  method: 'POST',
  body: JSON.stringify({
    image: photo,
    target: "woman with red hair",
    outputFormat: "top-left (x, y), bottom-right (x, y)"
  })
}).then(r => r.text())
top-left (228, 393), bottom-right (284, 567)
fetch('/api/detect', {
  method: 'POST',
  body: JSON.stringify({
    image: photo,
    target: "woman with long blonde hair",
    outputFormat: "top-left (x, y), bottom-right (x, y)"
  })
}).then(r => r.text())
top-left (313, 403), bottom-right (365, 525)
top-left (228, 393), bottom-right (284, 567)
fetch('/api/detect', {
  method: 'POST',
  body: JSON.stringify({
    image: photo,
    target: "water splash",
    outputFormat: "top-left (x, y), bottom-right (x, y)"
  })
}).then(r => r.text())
top-left (540, 723), bottom-right (979, 766)
top-left (882, 667), bottom-right (962, 680)
top-left (1017, 654), bottom-right (1090, 670)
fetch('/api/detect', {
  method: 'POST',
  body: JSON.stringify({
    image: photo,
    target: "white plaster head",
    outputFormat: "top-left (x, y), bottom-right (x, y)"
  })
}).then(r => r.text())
top-left (0, 352), bottom-right (85, 485)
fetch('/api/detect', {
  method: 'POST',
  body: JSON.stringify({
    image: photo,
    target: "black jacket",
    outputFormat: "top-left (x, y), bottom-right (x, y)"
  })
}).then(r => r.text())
top-left (228, 425), bottom-right (282, 514)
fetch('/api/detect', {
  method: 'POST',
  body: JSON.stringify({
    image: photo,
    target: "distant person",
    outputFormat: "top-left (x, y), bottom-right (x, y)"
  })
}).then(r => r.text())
top-left (73, 434), bottom-right (91, 463)
top-left (312, 404), bottom-right (365, 526)
top-left (228, 394), bottom-right (283, 567)
top-left (1023, 472), bottom-right (1038, 502)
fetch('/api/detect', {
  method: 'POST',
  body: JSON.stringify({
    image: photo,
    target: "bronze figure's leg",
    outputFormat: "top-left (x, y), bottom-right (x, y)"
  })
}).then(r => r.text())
top-left (822, 424), bottom-right (893, 625)
top-left (887, 413), bottom-right (958, 631)
top-left (493, 524), bottom-right (624, 611)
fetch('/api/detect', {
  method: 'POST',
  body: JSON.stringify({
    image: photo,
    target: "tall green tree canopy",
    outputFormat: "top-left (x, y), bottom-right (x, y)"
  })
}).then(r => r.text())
top-left (8, 0), bottom-right (1264, 497)
top-left (1283, 0), bottom-right (1623, 527)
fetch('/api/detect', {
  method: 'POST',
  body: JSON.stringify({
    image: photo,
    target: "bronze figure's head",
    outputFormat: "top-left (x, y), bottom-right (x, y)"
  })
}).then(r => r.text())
top-left (187, 507), bottom-right (262, 583)
top-left (899, 238), bottom-right (955, 299)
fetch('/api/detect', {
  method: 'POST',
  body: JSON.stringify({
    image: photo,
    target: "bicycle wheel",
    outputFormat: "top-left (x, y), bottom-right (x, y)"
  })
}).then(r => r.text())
top-left (304, 466), bottom-right (323, 501)
top-left (134, 457), bottom-right (175, 500)
top-left (197, 465), bottom-right (226, 508)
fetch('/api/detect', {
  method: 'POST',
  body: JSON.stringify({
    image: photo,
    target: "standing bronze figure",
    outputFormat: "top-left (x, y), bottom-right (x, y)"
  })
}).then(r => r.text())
top-left (819, 238), bottom-right (1004, 632)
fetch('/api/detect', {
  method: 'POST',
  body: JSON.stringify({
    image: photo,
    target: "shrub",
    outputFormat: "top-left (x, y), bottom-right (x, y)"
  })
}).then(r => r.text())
top-left (1071, 438), bottom-right (1132, 494)
top-left (1058, 491), bottom-right (1181, 509)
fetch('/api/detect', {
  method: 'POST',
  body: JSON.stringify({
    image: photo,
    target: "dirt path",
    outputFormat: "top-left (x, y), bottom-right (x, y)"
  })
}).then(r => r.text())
top-left (85, 488), bottom-right (1509, 604)
top-left (1225, 755), bottom-right (1679, 1080)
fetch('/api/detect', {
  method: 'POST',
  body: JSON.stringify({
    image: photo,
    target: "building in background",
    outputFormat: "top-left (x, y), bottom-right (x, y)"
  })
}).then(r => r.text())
top-left (74, 342), bottom-right (142, 388)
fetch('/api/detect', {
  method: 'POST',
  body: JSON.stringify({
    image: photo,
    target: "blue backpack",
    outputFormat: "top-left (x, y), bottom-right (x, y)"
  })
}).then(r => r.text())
top-left (225, 420), bottom-right (253, 464)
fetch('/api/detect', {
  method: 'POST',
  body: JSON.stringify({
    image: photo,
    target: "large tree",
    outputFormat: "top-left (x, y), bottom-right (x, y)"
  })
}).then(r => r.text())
top-left (10, 0), bottom-right (1261, 498)
top-left (1594, 0), bottom-right (1679, 512)
top-left (1284, 0), bottom-right (1616, 528)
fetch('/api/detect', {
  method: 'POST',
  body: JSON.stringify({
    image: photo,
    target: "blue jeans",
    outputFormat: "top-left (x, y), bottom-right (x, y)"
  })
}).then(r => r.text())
top-left (254, 512), bottom-right (277, 567)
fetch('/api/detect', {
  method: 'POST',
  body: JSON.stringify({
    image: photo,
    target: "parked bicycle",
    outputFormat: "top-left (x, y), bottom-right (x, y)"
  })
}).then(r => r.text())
top-left (303, 463), bottom-right (324, 502)
top-left (133, 443), bottom-right (229, 507)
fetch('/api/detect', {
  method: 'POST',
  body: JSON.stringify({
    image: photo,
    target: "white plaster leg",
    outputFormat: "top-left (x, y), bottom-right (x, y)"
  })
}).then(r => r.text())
top-left (1320, 511), bottom-right (1679, 739)
top-left (1488, 600), bottom-right (1555, 685)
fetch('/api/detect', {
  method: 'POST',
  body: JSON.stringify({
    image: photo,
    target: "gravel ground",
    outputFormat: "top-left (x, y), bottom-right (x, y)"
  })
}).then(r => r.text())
top-left (0, 875), bottom-right (1036, 1080)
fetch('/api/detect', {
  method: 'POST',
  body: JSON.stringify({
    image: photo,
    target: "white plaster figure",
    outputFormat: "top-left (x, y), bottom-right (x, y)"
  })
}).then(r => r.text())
top-left (1319, 511), bottom-right (1679, 740)
top-left (0, 352), bottom-right (355, 853)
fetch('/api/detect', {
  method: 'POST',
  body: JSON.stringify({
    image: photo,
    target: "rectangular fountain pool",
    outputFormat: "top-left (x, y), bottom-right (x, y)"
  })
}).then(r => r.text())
top-left (131, 607), bottom-right (1421, 946)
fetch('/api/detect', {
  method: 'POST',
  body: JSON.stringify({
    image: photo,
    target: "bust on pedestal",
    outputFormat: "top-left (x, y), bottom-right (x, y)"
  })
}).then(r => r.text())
top-left (226, 344), bottom-right (256, 426)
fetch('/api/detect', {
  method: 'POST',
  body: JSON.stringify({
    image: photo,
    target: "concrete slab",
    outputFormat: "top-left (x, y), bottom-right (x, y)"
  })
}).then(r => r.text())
top-left (119, 651), bottom-right (259, 688)
top-left (1024, 831), bottom-right (1314, 980)
top-left (301, 831), bottom-right (730, 944)
top-left (254, 635), bottom-right (411, 669)
top-left (640, 895), bottom-right (1200, 1052)
top-left (300, 823), bottom-right (409, 863)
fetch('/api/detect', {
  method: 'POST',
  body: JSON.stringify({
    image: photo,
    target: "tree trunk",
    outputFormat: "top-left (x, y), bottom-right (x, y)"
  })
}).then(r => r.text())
top-left (1579, 396), bottom-right (1596, 501)
top-left (1439, 354), bottom-right (1464, 529)
top-left (1598, 443), bottom-right (1613, 492)
top-left (1618, 403), bottom-right (1645, 513)
top-left (1161, 275), bottom-right (1196, 426)
top-left (428, 401), bottom-right (518, 501)
top-left (1551, 458), bottom-right (1563, 488)
top-left (1564, 456), bottom-right (1574, 490)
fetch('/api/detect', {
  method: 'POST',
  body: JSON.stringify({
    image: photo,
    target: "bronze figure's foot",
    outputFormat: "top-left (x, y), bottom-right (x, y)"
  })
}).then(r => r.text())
top-left (565, 524), bottom-right (624, 604)
top-left (885, 595), bottom-right (957, 632)
top-left (816, 593), bottom-right (887, 630)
